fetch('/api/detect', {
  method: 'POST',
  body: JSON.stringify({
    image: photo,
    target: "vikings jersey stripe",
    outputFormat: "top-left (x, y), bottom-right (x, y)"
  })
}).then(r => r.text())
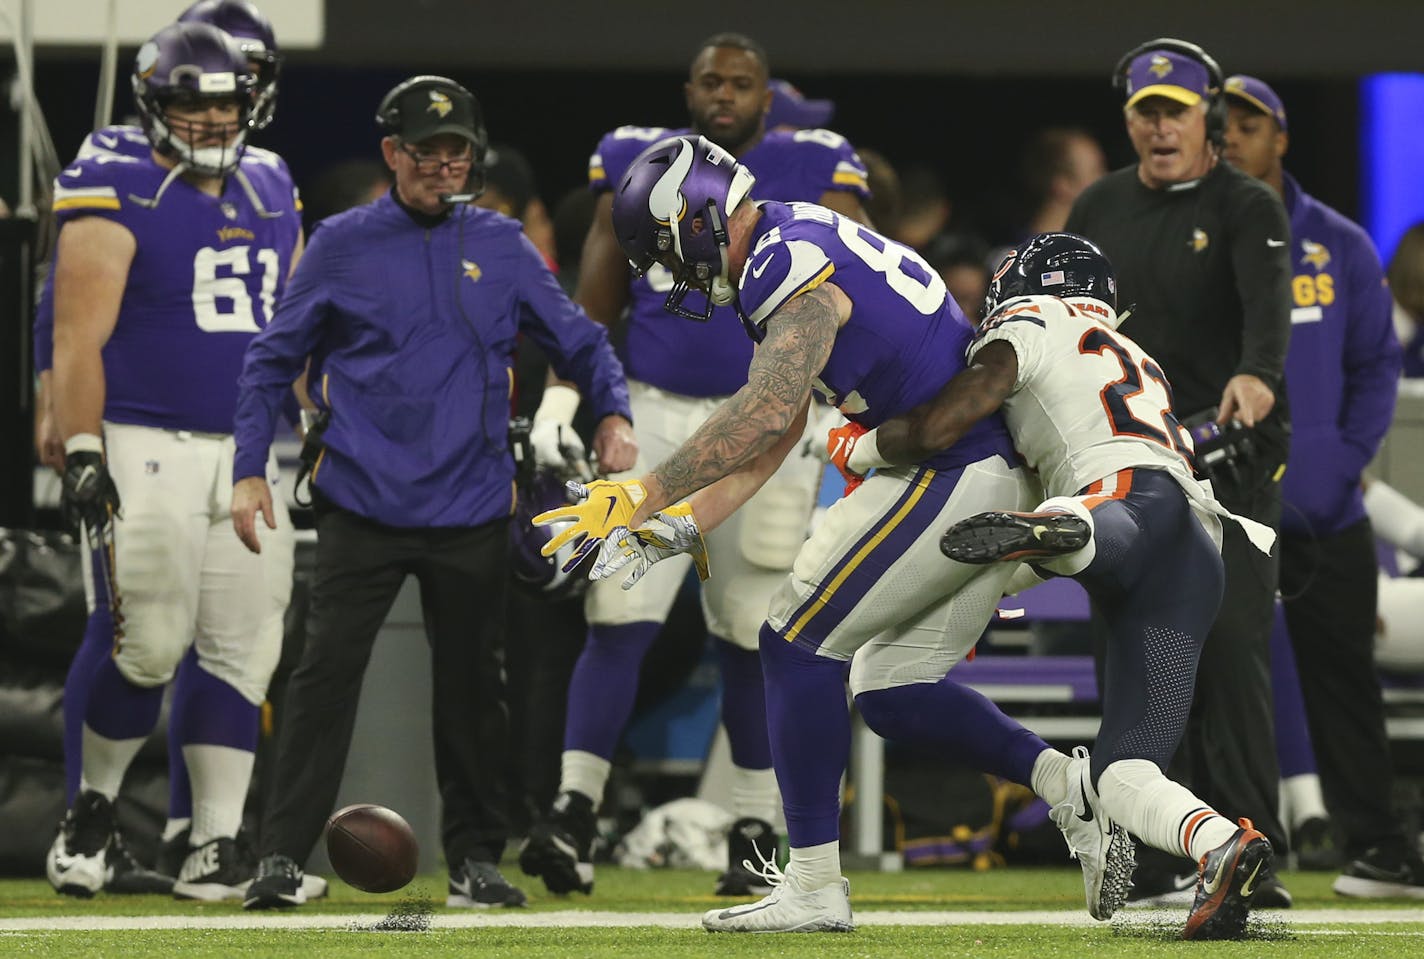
top-left (783, 466), bottom-right (936, 644)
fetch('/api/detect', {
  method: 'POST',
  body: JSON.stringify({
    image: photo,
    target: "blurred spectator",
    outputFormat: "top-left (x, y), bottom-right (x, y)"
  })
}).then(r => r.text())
top-left (300, 158), bottom-right (390, 227)
top-left (923, 231), bottom-right (991, 323)
top-left (477, 142), bottom-right (557, 265)
top-left (856, 146), bottom-right (901, 235)
top-left (1387, 222), bottom-right (1424, 377)
top-left (892, 163), bottom-right (951, 250)
top-left (551, 187), bottom-right (598, 294)
top-left (1020, 128), bottom-right (1107, 236)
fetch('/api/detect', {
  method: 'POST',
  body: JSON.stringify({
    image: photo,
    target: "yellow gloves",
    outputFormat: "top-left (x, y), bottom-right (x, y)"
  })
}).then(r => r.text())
top-left (532, 479), bottom-right (648, 570)
top-left (591, 501), bottom-right (710, 590)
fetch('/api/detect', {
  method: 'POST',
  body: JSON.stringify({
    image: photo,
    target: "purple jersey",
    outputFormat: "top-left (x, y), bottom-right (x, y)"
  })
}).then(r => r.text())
top-left (739, 201), bottom-right (1015, 471)
top-left (51, 149), bottom-right (301, 433)
top-left (590, 125), bottom-right (869, 396)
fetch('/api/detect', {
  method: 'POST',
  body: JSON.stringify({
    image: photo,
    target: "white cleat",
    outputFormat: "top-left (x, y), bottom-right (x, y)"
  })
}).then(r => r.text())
top-left (702, 857), bottom-right (854, 933)
top-left (46, 790), bottom-right (115, 898)
top-left (1051, 745), bottom-right (1136, 920)
top-left (301, 874), bottom-right (329, 900)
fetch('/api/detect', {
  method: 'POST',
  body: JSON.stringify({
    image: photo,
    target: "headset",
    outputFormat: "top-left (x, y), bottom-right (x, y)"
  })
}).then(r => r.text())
top-left (376, 75), bottom-right (489, 202)
top-left (1112, 37), bottom-right (1226, 149)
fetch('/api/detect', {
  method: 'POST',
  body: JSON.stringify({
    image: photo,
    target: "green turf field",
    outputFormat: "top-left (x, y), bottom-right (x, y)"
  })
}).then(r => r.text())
top-left (3, 866), bottom-right (1422, 957)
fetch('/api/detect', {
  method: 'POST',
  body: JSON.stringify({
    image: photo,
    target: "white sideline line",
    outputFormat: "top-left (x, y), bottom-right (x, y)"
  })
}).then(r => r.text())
top-left (1, 908), bottom-right (1423, 931)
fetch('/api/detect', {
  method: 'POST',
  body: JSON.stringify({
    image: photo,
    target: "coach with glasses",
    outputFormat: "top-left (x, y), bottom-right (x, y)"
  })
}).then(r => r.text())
top-left (230, 75), bottom-right (634, 910)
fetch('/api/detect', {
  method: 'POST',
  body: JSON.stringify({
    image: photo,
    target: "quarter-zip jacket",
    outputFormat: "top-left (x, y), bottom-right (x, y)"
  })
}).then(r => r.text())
top-left (234, 191), bottom-right (630, 528)
top-left (1277, 172), bottom-right (1401, 536)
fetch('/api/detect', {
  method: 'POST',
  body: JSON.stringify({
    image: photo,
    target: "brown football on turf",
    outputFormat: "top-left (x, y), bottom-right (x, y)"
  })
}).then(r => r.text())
top-left (324, 803), bottom-right (419, 893)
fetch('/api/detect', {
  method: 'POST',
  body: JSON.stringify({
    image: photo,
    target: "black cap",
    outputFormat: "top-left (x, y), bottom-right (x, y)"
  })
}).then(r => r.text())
top-left (375, 75), bottom-right (486, 150)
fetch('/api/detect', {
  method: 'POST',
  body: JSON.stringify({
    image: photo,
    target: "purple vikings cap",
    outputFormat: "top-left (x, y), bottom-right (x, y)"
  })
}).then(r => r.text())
top-left (766, 78), bottom-right (835, 130)
top-left (1123, 50), bottom-right (1215, 110)
top-left (1224, 75), bottom-right (1288, 131)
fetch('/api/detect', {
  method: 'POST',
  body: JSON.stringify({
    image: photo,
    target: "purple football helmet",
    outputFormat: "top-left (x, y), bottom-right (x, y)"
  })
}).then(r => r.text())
top-left (610, 135), bottom-right (761, 339)
top-left (132, 21), bottom-right (257, 177)
top-left (178, 0), bottom-right (282, 130)
top-left (510, 468), bottom-right (594, 601)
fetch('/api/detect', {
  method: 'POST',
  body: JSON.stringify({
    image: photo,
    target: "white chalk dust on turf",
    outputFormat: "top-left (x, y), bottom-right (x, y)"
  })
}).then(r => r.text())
top-left (2, 909), bottom-right (1423, 931)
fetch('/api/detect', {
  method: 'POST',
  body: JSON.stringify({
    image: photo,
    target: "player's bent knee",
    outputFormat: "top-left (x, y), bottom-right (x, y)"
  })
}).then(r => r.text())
top-left (112, 643), bottom-right (181, 689)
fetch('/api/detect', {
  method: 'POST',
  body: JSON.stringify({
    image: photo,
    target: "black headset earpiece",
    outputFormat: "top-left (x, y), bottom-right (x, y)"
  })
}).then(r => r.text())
top-left (1112, 37), bottom-right (1226, 150)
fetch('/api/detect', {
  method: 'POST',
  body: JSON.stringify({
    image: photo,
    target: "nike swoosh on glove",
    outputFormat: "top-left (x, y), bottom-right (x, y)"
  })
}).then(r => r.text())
top-left (826, 421), bottom-right (869, 496)
top-left (590, 501), bottom-right (709, 590)
top-left (532, 479), bottom-right (648, 571)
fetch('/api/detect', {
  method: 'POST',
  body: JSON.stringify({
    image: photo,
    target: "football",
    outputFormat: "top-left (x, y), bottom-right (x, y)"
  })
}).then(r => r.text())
top-left (324, 803), bottom-right (419, 893)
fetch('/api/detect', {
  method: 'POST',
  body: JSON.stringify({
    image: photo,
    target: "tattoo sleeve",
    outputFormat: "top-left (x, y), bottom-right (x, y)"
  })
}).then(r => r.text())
top-left (650, 285), bottom-right (840, 504)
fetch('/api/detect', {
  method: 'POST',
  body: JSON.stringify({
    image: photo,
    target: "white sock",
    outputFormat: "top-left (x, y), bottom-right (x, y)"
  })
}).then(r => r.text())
top-left (1030, 748), bottom-right (1072, 807)
top-left (162, 818), bottom-right (192, 842)
top-left (559, 750), bottom-right (611, 805)
top-left (79, 726), bottom-right (148, 800)
top-left (1365, 478), bottom-right (1424, 556)
top-left (183, 744), bottom-right (255, 846)
top-left (1097, 758), bottom-right (1237, 861)
top-left (730, 766), bottom-right (780, 824)
top-left (787, 840), bottom-right (841, 890)
top-left (1281, 773), bottom-right (1329, 830)
top-left (1034, 496), bottom-right (1096, 576)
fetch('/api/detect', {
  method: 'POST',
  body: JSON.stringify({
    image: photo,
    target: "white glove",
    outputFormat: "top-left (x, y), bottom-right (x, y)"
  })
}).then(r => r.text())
top-left (591, 502), bottom-right (709, 590)
top-left (530, 418), bottom-right (586, 470)
top-left (531, 384), bottom-right (585, 469)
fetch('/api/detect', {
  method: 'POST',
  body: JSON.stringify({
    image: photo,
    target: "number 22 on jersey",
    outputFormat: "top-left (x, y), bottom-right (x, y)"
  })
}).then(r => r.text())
top-left (1079, 325), bottom-right (1191, 459)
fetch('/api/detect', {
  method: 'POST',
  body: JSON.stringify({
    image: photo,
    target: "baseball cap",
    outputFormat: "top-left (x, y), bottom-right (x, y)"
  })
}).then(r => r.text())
top-left (1224, 75), bottom-right (1288, 131)
top-left (1123, 50), bottom-right (1215, 110)
top-left (376, 75), bottom-right (485, 146)
top-left (766, 78), bottom-right (835, 130)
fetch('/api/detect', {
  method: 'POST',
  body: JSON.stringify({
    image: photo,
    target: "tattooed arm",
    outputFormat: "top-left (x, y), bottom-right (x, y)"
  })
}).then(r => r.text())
top-left (631, 282), bottom-right (848, 527)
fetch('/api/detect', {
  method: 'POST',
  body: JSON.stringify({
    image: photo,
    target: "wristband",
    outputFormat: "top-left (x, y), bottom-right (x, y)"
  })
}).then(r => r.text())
top-left (534, 384), bottom-right (580, 427)
top-left (846, 428), bottom-right (890, 474)
top-left (65, 433), bottom-right (104, 456)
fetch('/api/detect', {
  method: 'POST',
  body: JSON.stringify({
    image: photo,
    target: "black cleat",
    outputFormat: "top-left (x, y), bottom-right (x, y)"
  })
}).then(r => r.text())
top-left (45, 790), bottom-right (116, 897)
top-left (714, 817), bottom-right (780, 897)
top-left (243, 854), bottom-right (305, 910)
top-left (105, 832), bottom-right (175, 895)
top-left (518, 791), bottom-right (596, 895)
top-left (447, 859), bottom-right (527, 908)
top-left (941, 510), bottom-right (1090, 564)
top-left (1333, 845), bottom-right (1424, 899)
top-left (1182, 818), bottom-right (1273, 941)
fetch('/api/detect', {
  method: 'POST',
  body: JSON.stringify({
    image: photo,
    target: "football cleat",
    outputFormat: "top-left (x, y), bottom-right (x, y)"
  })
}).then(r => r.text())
top-left (715, 817), bottom-right (780, 897)
top-left (1333, 845), bottom-right (1424, 899)
top-left (1123, 866), bottom-right (1197, 908)
top-left (447, 859), bottom-right (527, 908)
top-left (173, 837), bottom-right (252, 901)
top-left (243, 854), bottom-right (305, 910)
top-left (703, 859), bottom-right (854, 933)
top-left (518, 791), bottom-right (596, 895)
top-left (941, 510), bottom-right (1091, 565)
top-left (1050, 746), bottom-right (1135, 920)
top-left (46, 789), bottom-right (116, 898)
top-left (105, 832), bottom-right (175, 894)
top-left (1182, 818), bottom-right (1273, 941)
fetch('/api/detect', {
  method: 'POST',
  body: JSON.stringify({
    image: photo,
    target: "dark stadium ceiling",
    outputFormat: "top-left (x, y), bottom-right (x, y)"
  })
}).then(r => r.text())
top-left (316, 0), bottom-right (1424, 76)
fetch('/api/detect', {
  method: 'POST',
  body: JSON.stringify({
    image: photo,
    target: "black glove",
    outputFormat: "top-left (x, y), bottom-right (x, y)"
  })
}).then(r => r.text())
top-left (61, 450), bottom-right (122, 536)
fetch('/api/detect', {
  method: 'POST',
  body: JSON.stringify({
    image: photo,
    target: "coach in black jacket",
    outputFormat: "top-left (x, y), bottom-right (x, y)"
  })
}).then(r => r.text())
top-left (1066, 39), bottom-right (1294, 906)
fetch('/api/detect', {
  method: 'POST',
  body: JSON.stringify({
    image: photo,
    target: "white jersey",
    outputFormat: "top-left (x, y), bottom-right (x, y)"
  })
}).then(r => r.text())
top-left (970, 294), bottom-right (1196, 498)
top-left (969, 293), bottom-right (1277, 555)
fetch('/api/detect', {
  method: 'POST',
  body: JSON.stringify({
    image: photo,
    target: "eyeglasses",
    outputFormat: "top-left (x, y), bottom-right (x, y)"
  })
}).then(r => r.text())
top-left (397, 142), bottom-right (474, 175)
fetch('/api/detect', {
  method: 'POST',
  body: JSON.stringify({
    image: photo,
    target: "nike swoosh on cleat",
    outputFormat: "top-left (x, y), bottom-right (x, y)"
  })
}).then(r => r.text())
top-left (1076, 771), bottom-right (1094, 822)
top-left (1202, 854), bottom-right (1231, 895)
top-left (1240, 860), bottom-right (1264, 897)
